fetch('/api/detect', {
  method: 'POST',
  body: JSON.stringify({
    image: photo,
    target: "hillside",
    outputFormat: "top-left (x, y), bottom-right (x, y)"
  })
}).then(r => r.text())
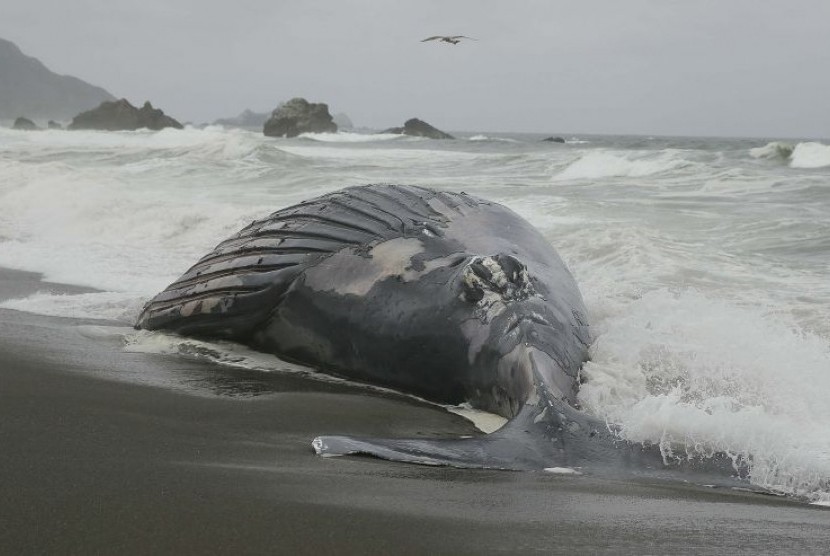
top-left (0, 38), bottom-right (115, 121)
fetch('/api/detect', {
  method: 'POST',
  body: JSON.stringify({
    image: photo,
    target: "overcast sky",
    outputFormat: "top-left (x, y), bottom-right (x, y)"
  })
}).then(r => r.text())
top-left (3, 0), bottom-right (828, 137)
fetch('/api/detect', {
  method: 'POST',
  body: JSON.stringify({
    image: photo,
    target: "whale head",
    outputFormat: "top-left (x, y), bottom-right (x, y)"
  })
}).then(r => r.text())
top-left (443, 251), bottom-right (590, 418)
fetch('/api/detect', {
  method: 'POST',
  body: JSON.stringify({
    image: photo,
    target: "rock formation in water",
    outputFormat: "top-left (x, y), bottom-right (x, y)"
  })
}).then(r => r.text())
top-left (47, 120), bottom-right (62, 130)
top-left (213, 109), bottom-right (270, 129)
top-left (68, 99), bottom-right (183, 131)
top-left (12, 116), bottom-right (37, 130)
top-left (382, 118), bottom-right (454, 139)
top-left (332, 112), bottom-right (354, 130)
top-left (542, 136), bottom-right (566, 143)
top-left (0, 37), bottom-right (115, 120)
top-left (263, 98), bottom-right (337, 138)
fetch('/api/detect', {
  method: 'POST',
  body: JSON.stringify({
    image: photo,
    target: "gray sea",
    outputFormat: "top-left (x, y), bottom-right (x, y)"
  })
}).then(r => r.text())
top-left (1, 126), bottom-right (828, 502)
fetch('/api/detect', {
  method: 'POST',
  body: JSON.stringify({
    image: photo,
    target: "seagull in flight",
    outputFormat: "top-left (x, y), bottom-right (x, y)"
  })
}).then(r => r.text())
top-left (421, 35), bottom-right (477, 45)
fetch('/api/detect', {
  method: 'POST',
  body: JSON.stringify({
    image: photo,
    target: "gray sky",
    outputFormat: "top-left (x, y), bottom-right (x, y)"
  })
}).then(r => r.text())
top-left (3, 0), bottom-right (828, 137)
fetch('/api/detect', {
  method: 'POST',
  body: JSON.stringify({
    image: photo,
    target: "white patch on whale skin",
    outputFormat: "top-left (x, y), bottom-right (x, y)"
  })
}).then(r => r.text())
top-left (304, 237), bottom-right (457, 297)
top-left (367, 237), bottom-right (425, 277)
top-left (446, 403), bottom-right (508, 433)
top-left (303, 237), bottom-right (422, 296)
top-left (427, 196), bottom-right (464, 218)
top-left (460, 318), bottom-right (491, 365)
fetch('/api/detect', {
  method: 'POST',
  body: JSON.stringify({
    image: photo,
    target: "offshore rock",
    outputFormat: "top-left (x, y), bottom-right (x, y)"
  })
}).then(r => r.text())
top-left (542, 136), bottom-right (565, 143)
top-left (68, 99), bottom-right (183, 131)
top-left (213, 109), bottom-right (270, 129)
top-left (12, 116), bottom-right (37, 130)
top-left (383, 118), bottom-right (453, 139)
top-left (263, 98), bottom-right (337, 138)
top-left (332, 112), bottom-right (354, 130)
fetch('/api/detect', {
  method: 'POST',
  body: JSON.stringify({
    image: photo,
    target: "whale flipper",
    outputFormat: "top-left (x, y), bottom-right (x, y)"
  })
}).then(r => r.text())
top-left (312, 395), bottom-right (754, 489)
top-left (311, 394), bottom-right (618, 471)
top-left (313, 433), bottom-right (544, 470)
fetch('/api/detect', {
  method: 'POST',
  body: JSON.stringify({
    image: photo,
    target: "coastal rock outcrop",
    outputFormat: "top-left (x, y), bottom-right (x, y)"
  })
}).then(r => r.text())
top-left (12, 116), bottom-right (37, 130)
top-left (213, 109), bottom-right (270, 129)
top-left (68, 99), bottom-right (183, 131)
top-left (263, 98), bottom-right (337, 137)
top-left (47, 120), bottom-right (62, 130)
top-left (383, 118), bottom-right (453, 139)
top-left (333, 112), bottom-right (354, 130)
top-left (542, 136), bottom-right (565, 143)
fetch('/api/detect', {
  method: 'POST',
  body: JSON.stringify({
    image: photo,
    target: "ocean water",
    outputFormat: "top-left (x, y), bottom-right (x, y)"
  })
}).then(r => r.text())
top-left (1, 126), bottom-right (829, 502)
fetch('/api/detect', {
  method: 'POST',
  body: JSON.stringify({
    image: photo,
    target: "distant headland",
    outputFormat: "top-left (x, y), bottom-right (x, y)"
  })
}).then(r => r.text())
top-left (0, 37), bottom-right (115, 122)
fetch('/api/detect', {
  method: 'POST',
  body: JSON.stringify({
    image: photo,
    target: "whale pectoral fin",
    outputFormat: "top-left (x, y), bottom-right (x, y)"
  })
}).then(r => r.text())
top-left (311, 401), bottom-right (756, 489)
top-left (311, 430), bottom-right (561, 471)
top-left (311, 401), bottom-right (578, 471)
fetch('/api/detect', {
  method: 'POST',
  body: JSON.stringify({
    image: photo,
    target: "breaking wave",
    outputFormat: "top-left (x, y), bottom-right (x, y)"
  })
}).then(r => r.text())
top-left (553, 150), bottom-right (693, 180)
top-left (750, 141), bottom-right (830, 169)
top-left (749, 141), bottom-right (795, 161)
top-left (298, 131), bottom-right (404, 142)
top-left (467, 134), bottom-right (518, 143)
top-left (789, 142), bottom-right (830, 169)
top-left (580, 289), bottom-right (830, 502)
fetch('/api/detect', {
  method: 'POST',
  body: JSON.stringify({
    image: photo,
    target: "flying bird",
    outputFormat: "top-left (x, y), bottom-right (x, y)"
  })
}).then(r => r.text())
top-left (421, 35), bottom-right (477, 45)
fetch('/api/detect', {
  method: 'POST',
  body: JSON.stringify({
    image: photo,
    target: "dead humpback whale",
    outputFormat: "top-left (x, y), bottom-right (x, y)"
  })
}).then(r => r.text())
top-left (136, 184), bottom-right (748, 481)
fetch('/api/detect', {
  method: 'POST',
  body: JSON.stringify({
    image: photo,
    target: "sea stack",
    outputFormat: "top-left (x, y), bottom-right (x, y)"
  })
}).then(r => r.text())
top-left (213, 109), bottom-right (270, 129)
top-left (383, 118), bottom-right (454, 139)
top-left (263, 98), bottom-right (337, 138)
top-left (68, 99), bottom-right (183, 131)
top-left (12, 116), bottom-right (38, 130)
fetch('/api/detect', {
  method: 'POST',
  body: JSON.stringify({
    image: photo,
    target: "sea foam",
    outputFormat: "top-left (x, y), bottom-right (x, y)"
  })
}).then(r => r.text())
top-left (750, 141), bottom-right (830, 169)
top-left (298, 131), bottom-right (403, 143)
top-left (467, 134), bottom-right (518, 143)
top-left (579, 288), bottom-right (830, 500)
top-left (789, 142), bottom-right (830, 169)
top-left (553, 150), bottom-right (692, 180)
top-left (749, 141), bottom-right (794, 161)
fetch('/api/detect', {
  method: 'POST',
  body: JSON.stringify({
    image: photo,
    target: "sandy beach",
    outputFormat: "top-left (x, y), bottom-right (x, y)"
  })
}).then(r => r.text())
top-left (1, 266), bottom-right (828, 555)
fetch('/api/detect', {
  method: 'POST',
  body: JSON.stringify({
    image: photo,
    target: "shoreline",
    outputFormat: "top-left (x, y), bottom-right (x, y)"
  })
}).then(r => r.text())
top-left (1, 266), bottom-right (829, 553)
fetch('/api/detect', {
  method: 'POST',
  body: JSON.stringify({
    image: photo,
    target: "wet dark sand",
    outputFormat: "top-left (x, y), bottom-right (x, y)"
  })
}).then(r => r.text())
top-left (1, 267), bottom-right (828, 554)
